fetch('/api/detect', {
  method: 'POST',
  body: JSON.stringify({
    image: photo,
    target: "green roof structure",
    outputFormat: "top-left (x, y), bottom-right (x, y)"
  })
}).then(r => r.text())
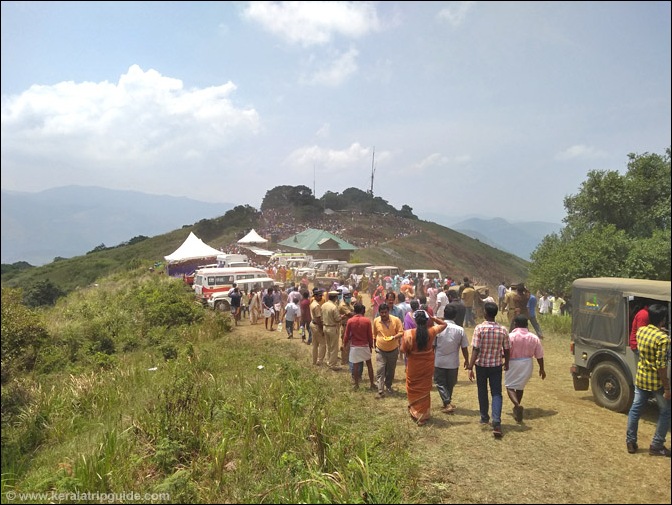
top-left (278, 228), bottom-right (356, 255)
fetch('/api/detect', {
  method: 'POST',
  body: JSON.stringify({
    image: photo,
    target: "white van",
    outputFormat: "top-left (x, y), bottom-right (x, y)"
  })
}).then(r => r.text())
top-left (404, 269), bottom-right (443, 282)
top-left (193, 266), bottom-right (268, 303)
top-left (207, 277), bottom-right (276, 311)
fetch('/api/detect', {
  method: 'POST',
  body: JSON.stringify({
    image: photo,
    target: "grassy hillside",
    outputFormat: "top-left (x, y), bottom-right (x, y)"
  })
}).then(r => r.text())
top-left (1, 211), bottom-right (528, 295)
top-left (2, 271), bottom-right (669, 504)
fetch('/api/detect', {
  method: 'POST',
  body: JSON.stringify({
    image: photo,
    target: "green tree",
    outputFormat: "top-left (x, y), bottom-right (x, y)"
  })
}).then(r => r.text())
top-left (261, 185), bottom-right (318, 210)
top-left (529, 148), bottom-right (671, 294)
top-left (23, 279), bottom-right (65, 308)
top-left (563, 148), bottom-right (670, 238)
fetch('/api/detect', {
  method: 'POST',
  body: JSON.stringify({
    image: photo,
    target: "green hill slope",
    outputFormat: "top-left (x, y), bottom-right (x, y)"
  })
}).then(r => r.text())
top-left (1, 207), bottom-right (528, 295)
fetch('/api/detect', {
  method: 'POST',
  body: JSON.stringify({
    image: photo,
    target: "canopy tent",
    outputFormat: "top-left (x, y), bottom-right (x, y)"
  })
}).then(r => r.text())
top-left (164, 232), bottom-right (222, 276)
top-left (240, 245), bottom-right (274, 257)
top-left (237, 228), bottom-right (268, 244)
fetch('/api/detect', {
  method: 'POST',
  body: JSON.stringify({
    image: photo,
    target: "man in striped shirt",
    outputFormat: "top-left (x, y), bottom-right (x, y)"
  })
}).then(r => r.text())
top-left (468, 302), bottom-right (510, 438)
top-left (626, 304), bottom-right (671, 457)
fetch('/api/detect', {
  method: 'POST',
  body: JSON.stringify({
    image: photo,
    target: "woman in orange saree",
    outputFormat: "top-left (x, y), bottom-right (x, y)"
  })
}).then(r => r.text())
top-left (401, 311), bottom-right (447, 425)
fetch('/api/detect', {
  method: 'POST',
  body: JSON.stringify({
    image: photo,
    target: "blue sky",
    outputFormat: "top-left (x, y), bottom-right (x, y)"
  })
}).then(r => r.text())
top-left (2, 1), bottom-right (670, 224)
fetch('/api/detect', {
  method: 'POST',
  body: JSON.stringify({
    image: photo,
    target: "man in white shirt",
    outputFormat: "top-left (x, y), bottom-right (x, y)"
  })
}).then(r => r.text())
top-left (434, 304), bottom-right (470, 413)
top-left (435, 284), bottom-right (450, 320)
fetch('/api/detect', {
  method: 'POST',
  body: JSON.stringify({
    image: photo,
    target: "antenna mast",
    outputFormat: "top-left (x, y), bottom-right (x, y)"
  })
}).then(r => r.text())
top-left (369, 146), bottom-right (376, 195)
top-left (313, 164), bottom-right (316, 196)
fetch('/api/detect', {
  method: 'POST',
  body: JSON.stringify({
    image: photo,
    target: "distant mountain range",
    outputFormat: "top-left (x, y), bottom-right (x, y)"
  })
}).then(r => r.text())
top-left (1, 186), bottom-right (562, 266)
top-left (420, 213), bottom-right (563, 260)
top-left (1, 186), bottom-right (233, 266)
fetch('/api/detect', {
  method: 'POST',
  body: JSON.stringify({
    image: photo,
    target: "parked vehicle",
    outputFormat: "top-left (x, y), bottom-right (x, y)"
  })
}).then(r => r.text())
top-left (338, 262), bottom-right (373, 279)
top-left (193, 266), bottom-right (268, 304)
top-left (363, 265), bottom-right (400, 279)
top-left (216, 253), bottom-right (249, 268)
top-left (314, 260), bottom-right (347, 277)
top-left (403, 269), bottom-right (443, 283)
top-left (207, 277), bottom-right (276, 311)
top-left (570, 277), bottom-right (671, 412)
top-left (270, 252), bottom-right (309, 266)
top-left (184, 263), bottom-right (218, 286)
top-left (286, 258), bottom-right (310, 270)
top-left (296, 259), bottom-right (344, 279)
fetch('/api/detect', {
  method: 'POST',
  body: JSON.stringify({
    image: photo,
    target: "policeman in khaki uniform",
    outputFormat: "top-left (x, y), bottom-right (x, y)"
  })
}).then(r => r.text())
top-left (322, 291), bottom-right (342, 370)
top-left (310, 289), bottom-right (327, 366)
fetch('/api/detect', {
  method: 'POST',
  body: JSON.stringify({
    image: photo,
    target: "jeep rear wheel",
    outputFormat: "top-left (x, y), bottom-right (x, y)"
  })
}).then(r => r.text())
top-left (590, 361), bottom-right (633, 413)
top-left (214, 300), bottom-right (230, 312)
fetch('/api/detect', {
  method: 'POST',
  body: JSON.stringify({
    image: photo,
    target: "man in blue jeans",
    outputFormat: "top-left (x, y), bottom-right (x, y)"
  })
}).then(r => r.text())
top-left (467, 302), bottom-right (510, 438)
top-left (626, 303), bottom-right (671, 457)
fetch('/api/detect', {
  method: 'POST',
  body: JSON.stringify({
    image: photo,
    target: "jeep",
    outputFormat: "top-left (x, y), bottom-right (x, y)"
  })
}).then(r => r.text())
top-left (570, 277), bottom-right (670, 412)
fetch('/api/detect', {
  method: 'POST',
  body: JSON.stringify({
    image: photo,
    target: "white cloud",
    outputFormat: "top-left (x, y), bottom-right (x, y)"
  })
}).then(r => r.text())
top-left (283, 142), bottom-right (389, 174)
top-left (1, 65), bottom-right (260, 190)
top-left (437, 1), bottom-right (476, 27)
top-left (315, 123), bottom-right (330, 138)
top-left (555, 144), bottom-right (608, 161)
top-left (302, 47), bottom-right (359, 86)
top-left (402, 153), bottom-right (471, 175)
top-left (243, 1), bottom-right (381, 47)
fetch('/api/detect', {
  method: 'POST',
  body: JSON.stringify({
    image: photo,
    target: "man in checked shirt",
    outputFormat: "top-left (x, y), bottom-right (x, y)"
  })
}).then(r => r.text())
top-left (467, 301), bottom-right (510, 438)
top-left (625, 304), bottom-right (671, 457)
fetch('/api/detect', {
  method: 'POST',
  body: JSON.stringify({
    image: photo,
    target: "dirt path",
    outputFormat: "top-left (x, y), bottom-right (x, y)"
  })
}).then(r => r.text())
top-left (231, 294), bottom-right (671, 503)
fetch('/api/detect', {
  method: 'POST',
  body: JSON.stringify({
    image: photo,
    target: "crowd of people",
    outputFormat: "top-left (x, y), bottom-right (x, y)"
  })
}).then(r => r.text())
top-left (224, 270), bottom-right (670, 454)
top-left (226, 275), bottom-right (551, 439)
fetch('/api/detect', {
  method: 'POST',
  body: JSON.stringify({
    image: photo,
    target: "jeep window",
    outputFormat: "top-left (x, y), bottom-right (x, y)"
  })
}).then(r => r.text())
top-left (578, 291), bottom-right (618, 318)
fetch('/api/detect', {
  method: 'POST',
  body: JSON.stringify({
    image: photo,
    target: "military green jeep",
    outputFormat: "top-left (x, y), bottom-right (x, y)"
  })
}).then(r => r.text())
top-left (570, 277), bottom-right (671, 412)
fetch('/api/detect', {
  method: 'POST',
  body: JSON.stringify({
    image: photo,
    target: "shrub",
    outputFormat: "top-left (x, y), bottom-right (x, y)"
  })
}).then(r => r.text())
top-left (1, 288), bottom-right (50, 383)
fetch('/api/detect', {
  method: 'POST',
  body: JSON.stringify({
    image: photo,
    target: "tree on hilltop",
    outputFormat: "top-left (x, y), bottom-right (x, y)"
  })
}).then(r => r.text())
top-left (529, 148), bottom-right (671, 296)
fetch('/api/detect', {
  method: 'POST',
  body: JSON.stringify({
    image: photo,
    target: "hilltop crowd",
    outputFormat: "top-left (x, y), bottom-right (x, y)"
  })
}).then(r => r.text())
top-left (228, 276), bottom-right (550, 438)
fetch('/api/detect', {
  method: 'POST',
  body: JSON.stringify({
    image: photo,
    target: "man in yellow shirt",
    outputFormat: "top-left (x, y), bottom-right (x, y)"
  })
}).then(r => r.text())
top-left (373, 303), bottom-right (404, 397)
top-left (461, 282), bottom-right (476, 327)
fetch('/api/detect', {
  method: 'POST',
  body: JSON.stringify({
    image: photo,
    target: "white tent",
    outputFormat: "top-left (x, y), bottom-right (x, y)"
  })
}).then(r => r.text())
top-left (164, 232), bottom-right (222, 263)
top-left (237, 228), bottom-right (268, 244)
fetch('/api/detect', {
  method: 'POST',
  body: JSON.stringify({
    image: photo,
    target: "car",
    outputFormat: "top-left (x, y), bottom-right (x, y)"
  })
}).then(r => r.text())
top-left (570, 277), bottom-right (671, 412)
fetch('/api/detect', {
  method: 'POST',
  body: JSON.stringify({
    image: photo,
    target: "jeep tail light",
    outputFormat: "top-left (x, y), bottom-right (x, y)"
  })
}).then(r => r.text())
top-left (570, 341), bottom-right (574, 354)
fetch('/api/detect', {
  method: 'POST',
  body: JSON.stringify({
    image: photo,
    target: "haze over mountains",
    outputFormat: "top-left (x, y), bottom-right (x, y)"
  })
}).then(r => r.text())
top-left (422, 213), bottom-right (563, 261)
top-left (1, 186), bottom-right (233, 266)
top-left (1, 186), bottom-right (562, 266)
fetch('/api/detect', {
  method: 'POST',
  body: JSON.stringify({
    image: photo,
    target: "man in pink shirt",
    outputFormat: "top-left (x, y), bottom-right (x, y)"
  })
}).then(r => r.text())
top-left (505, 315), bottom-right (546, 423)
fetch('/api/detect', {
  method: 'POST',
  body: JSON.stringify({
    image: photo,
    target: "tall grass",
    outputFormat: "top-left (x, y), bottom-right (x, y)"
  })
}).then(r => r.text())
top-left (1, 273), bottom-right (413, 503)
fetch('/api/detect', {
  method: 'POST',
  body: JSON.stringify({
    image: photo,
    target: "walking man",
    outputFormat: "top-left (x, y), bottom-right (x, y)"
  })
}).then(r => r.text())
top-left (505, 315), bottom-right (545, 422)
top-left (527, 292), bottom-right (544, 338)
top-left (468, 302), bottom-right (510, 438)
top-left (373, 303), bottom-right (404, 397)
top-left (434, 304), bottom-right (470, 413)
